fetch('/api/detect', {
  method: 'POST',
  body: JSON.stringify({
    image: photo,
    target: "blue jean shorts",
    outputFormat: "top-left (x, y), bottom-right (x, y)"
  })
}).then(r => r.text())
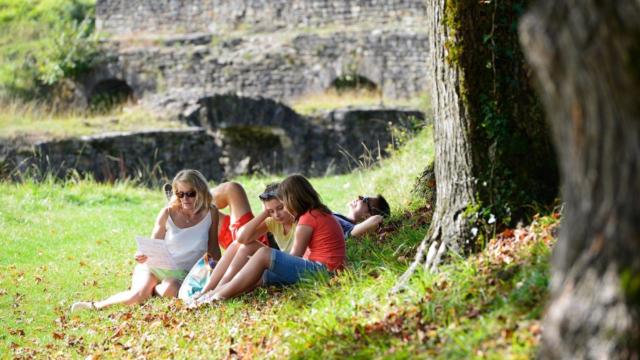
top-left (262, 249), bottom-right (328, 286)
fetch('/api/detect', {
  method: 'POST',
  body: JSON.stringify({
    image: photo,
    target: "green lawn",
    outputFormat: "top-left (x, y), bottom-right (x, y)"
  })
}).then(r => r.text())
top-left (0, 127), bottom-right (553, 358)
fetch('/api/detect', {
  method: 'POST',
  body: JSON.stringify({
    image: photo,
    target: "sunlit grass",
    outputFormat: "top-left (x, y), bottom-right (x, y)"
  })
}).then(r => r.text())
top-left (288, 89), bottom-right (431, 116)
top-left (0, 92), bottom-right (431, 142)
top-left (0, 124), bottom-right (552, 358)
top-left (0, 174), bottom-right (553, 358)
top-left (0, 99), bottom-right (188, 140)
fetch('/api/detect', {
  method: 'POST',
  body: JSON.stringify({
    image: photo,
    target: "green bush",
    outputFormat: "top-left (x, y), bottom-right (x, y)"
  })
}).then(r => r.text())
top-left (0, 0), bottom-right (98, 99)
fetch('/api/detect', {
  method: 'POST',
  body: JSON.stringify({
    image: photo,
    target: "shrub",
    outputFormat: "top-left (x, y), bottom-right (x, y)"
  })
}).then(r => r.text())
top-left (0, 0), bottom-right (98, 100)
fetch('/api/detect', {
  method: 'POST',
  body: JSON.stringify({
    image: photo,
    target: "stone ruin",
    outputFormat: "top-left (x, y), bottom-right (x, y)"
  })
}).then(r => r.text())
top-left (2, 95), bottom-right (424, 182)
top-left (83, 0), bottom-right (429, 105)
top-left (1, 0), bottom-right (431, 183)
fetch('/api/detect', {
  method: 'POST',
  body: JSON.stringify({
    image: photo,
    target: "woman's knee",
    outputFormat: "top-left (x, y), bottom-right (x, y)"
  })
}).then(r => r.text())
top-left (237, 242), bottom-right (259, 256)
top-left (226, 181), bottom-right (244, 193)
top-left (129, 289), bottom-right (151, 304)
top-left (156, 281), bottom-right (180, 298)
top-left (254, 247), bottom-right (272, 266)
top-left (228, 241), bottom-right (240, 251)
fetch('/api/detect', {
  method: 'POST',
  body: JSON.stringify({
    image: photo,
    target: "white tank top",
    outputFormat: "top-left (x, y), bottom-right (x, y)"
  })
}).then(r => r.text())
top-left (165, 209), bottom-right (211, 271)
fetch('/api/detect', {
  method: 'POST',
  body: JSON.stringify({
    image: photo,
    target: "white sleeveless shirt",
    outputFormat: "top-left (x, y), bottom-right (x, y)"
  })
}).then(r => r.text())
top-left (165, 209), bottom-right (211, 271)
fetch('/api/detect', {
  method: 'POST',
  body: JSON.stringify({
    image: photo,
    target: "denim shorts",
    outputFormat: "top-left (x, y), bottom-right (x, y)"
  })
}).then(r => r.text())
top-left (262, 249), bottom-right (328, 286)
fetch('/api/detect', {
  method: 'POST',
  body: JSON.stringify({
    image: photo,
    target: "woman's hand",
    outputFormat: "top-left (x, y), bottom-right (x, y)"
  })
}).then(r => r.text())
top-left (135, 253), bottom-right (148, 263)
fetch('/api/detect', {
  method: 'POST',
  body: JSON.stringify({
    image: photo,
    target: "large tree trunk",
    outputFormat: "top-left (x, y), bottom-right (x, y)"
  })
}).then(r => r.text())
top-left (396, 0), bottom-right (557, 290)
top-left (520, 1), bottom-right (640, 358)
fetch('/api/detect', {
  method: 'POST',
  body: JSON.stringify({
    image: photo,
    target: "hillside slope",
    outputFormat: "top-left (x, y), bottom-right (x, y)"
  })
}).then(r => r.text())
top-left (0, 126), bottom-right (555, 358)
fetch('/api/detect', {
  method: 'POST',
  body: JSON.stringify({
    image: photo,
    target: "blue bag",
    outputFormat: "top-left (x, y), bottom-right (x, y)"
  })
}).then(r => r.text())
top-left (178, 254), bottom-right (216, 300)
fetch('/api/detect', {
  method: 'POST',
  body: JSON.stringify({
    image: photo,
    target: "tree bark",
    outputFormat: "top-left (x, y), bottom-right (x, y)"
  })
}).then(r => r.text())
top-left (396, 0), bottom-right (557, 290)
top-left (520, 1), bottom-right (640, 358)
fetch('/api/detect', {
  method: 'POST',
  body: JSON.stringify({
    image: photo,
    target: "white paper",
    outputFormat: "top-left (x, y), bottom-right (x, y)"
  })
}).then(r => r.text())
top-left (135, 236), bottom-right (178, 270)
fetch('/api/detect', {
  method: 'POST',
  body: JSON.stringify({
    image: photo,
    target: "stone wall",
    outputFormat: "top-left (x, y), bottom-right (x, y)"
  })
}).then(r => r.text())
top-left (96, 0), bottom-right (426, 35)
top-left (96, 0), bottom-right (216, 35)
top-left (1, 98), bottom-right (426, 183)
top-left (181, 94), bottom-right (425, 176)
top-left (81, 29), bottom-right (428, 107)
top-left (3, 129), bottom-right (222, 184)
top-left (84, 0), bottom-right (430, 108)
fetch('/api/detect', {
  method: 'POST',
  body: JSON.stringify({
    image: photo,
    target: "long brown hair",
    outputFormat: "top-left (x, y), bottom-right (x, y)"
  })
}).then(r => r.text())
top-left (169, 169), bottom-right (213, 213)
top-left (277, 174), bottom-right (330, 220)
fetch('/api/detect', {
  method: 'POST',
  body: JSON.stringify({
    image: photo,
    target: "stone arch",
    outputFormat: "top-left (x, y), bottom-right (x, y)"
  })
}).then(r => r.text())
top-left (180, 94), bottom-right (308, 176)
top-left (329, 74), bottom-right (379, 94)
top-left (88, 78), bottom-right (134, 112)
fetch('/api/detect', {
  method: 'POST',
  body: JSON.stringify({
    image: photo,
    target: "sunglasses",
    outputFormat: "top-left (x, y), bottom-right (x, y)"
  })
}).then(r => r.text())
top-left (359, 195), bottom-right (381, 215)
top-left (258, 190), bottom-right (278, 201)
top-left (175, 191), bottom-right (197, 199)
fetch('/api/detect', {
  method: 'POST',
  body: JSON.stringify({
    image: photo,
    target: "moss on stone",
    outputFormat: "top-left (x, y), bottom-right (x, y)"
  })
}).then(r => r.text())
top-left (621, 268), bottom-right (640, 306)
top-left (220, 125), bottom-right (281, 149)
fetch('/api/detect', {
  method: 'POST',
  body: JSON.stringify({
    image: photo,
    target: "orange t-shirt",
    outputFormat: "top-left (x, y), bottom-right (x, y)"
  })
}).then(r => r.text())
top-left (299, 209), bottom-right (346, 271)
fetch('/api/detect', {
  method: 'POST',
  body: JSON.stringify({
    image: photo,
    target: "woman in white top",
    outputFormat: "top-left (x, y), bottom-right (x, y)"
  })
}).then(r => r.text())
top-left (71, 169), bottom-right (219, 311)
top-left (186, 183), bottom-right (296, 302)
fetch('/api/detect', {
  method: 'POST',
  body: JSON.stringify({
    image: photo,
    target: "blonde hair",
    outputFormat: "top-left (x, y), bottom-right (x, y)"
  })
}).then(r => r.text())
top-left (168, 169), bottom-right (213, 214)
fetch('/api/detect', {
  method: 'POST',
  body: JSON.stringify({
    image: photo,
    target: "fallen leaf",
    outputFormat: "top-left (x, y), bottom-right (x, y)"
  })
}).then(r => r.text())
top-left (436, 279), bottom-right (448, 290)
top-left (111, 321), bottom-right (128, 339)
top-left (499, 228), bottom-right (515, 238)
top-left (113, 342), bottom-right (130, 350)
top-left (466, 308), bottom-right (481, 319)
top-left (150, 320), bottom-right (163, 329)
top-left (82, 279), bottom-right (98, 287)
top-left (9, 328), bottom-right (25, 336)
top-left (501, 328), bottom-right (514, 339)
top-left (52, 332), bottom-right (64, 340)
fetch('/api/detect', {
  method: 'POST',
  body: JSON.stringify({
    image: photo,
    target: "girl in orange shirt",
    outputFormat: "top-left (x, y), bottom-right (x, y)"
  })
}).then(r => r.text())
top-left (196, 174), bottom-right (345, 303)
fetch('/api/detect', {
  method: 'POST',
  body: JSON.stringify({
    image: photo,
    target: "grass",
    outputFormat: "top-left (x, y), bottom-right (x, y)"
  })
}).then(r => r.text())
top-left (0, 100), bottom-right (189, 141)
top-left (0, 125), bottom-right (555, 358)
top-left (0, 90), bottom-right (429, 145)
top-left (288, 89), bottom-right (431, 116)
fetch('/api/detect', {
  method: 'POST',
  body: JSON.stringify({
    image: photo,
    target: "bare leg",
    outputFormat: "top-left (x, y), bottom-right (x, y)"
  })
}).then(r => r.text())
top-left (93, 266), bottom-right (159, 309)
top-left (154, 279), bottom-right (181, 298)
top-left (199, 241), bottom-right (241, 294)
top-left (211, 247), bottom-right (272, 299)
top-left (218, 242), bottom-right (264, 288)
top-left (211, 182), bottom-right (252, 221)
